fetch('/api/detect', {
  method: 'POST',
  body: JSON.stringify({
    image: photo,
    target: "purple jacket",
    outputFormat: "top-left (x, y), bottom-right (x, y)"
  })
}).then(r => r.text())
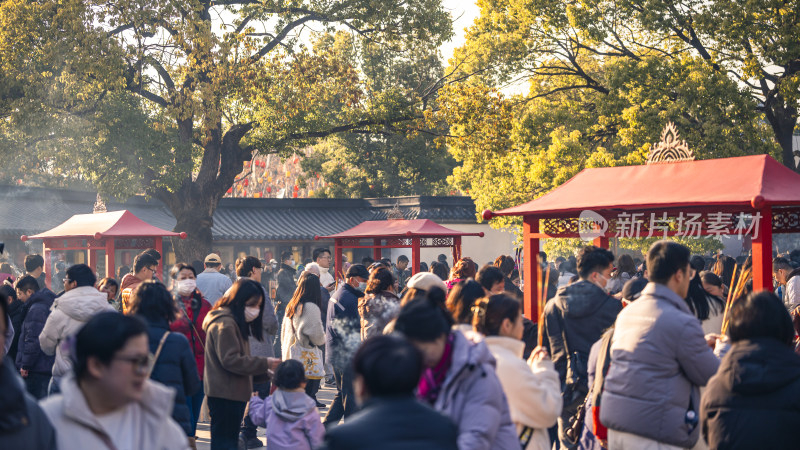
top-left (249, 390), bottom-right (324, 450)
top-left (434, 330), bottom-right (518, 450)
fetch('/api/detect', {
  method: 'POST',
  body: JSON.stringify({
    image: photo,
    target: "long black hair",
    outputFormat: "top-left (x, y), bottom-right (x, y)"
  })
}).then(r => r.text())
top-left (686, 256), bottom-right (725, 320)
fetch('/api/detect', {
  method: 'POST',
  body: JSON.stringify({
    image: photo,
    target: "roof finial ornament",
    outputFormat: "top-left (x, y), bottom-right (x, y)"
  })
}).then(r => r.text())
top-left (93, 193), bottom-right (107, 214)
top-left (646, 122), bottom-right (695, 164)
top-left (387, 201), bottom-right (404, 220)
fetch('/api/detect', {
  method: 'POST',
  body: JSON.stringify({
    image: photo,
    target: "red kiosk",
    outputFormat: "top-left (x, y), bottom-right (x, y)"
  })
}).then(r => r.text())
top-left (22, 210), bottom-right (186, 289)
top-left (316, 219), bottom-right (484, 280)
top-left (483, 125), bottom-right (800, 320)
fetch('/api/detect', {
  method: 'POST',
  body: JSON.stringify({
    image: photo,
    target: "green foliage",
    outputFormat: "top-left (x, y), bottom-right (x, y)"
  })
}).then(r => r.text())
top-left (434, 0), bottom-right (783, 256)
top-left (299, 35), bottom-right (456, 198)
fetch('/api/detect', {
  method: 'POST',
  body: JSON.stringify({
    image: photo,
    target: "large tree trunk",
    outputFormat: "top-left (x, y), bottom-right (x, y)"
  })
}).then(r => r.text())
top-left (764, 92), bottom-right (798, 172)
top-left (154, 120), bottom-right (253, 262)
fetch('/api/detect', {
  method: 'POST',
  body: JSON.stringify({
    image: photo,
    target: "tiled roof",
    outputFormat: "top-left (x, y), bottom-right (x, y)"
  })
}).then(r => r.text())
top-left (0, 186), bottom-right (479, 241)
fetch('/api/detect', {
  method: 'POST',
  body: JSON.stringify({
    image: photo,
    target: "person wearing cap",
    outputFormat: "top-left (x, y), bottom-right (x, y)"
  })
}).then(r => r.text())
top-left (196, 253), bottom-right (233, 306)
top-left (323, 264), bottom-right (369, 427)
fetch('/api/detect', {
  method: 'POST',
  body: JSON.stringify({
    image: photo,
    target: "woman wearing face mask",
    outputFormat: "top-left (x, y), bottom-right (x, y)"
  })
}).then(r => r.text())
top-left (203, 279), bottom-right (280, 449)
top-left (169, 263), bottom-right (212, 446)
top-left (129, 281), bottom-right (200, 446)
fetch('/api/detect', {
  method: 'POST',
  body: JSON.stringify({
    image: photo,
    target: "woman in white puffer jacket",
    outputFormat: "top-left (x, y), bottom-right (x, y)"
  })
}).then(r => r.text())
top-left (473, 294), bottom-right (563, 450)
top-left (39, 264), bottom-right (115, 394)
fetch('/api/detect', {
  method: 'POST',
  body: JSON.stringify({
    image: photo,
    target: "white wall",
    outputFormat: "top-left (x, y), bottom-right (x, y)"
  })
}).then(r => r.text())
top-left (388, 223), bottom-right (517, 269)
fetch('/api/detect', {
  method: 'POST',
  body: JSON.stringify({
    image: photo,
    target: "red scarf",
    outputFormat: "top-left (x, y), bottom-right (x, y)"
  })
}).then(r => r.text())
top-left (417, 333), bottom-right (455, 405)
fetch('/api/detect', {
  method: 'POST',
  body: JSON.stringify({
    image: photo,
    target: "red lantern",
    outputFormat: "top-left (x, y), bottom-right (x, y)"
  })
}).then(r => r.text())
top-left (292, 192), bottom-right (298, 198)
top-left (244, 179), bottom-right (249, 187)
top-left (293, 185), bottom-right (299, 191)
top-left (266, 187), bottom-right (272, 193)
top-left (226, 188), bottom-right (232, 194)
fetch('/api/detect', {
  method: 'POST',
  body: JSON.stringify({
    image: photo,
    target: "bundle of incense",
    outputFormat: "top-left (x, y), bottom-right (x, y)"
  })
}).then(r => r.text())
top-left (721, 267), bottom-right (752, 335)
top-left (537, 265), bottom-right (551, 347)
top-left (720, 264), bottom-right (738, 331)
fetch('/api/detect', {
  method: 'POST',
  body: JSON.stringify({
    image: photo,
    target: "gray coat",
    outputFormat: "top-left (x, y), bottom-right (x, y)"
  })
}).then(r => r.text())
top-left (434, 331), bottom-right (518, 450)
top-left (600, 282), bottom-right (719, 448)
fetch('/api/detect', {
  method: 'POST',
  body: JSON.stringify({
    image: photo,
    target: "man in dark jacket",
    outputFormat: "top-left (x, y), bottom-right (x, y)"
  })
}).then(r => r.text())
top-left (321, 334), bottom-right (458, 450)
top-left (5, 286), bottom-right (24, 366)
top-left (273, 251), bottom-right (297, 358)
top-left (13, 275), bottom-right (55, 399)
top-left (0, 290), bottom-right (56, 449)
top-left (324, 264), bottom-right (368, 427)
top-left (542, 245), bottom-right (621, 449)
top-left (701, 291), bottom-right (800, 449)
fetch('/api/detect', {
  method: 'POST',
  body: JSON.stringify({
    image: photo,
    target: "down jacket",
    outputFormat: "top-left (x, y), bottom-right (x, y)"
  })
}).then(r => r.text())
top-left (39, 286), bottom-right (115, 377)
top-left (0, 356), bottom-right (56, 449)
top-left (358, 291), bottom-right (400, 341)
top-left (143, 316), bottom-right (200, 436)
top-left (433, 331), bottom-right (518, 450)
top-left (202, 307), bottom-right (272, 402)
top-left (600, 282), bottom-right (719, 448)
top-left (40, 374), bottom-right (189, 450)
top-left (701, 338), bottom-right (800, 449)
top-left (484, 336), bottom-right (562, 450)
top-left (170, 291), bottom-right (212, 380)
top-left (15, 289), bottom-right (56, 374)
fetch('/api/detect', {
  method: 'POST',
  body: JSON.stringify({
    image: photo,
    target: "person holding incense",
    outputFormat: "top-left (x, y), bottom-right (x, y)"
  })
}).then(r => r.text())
top-left (540, 245), bottom-right (622, 449)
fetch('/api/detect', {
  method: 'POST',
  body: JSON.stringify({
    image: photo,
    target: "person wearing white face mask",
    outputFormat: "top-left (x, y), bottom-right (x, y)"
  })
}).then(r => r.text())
top-left (323, 264), bottom-right (369, 427)
top-left (540, 245), bottom-right (622, 450)
top-left (203, 279), bottom-right (281, 449)
top-left (169, 263), bottom-right (213, 448)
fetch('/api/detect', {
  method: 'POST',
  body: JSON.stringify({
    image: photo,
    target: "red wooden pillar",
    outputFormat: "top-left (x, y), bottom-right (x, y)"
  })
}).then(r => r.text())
top-left (44, 246), bottom-right (52, 290)
top-left (334, 239), bottom-right (343, 281)
top-left (155, 237), bottom-right (164, 280)
top-left (373, 239), bottom-right (381, 261)
top-left (523, 215), bottom-right (540, 320)
top-left (105, 239), bottom-right (115, 279)
top-left (88, 249), bottom-right (98, 275)
top-left (751, 206), bottom-right (773, 292)
top-left (412, 237), bottom-right (421, 277)
top-left (453, 236), bottom-right (462, 265)
top-left (593, 236), bottom-right (610, 249)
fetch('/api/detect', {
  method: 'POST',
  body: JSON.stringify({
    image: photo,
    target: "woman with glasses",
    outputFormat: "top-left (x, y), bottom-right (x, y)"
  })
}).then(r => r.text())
top-left (203, 279), bottom-right (280, 449)
top-left (40, 312), bottom-right (190, 449)
top-left (129, 281), bottom-right (201, 447)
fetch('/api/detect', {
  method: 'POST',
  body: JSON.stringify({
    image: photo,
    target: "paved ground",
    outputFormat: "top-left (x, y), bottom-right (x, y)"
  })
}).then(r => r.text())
top-left (196, 383), bottom-right (337, 449)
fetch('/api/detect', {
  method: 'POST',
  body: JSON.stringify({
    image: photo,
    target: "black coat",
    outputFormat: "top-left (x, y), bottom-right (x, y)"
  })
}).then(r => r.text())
top-left (701, 338), bottom-right (800, 449)
top-left (0, 357), bottom-right (56, 449)
top-left (325, 283), bottom-right (363, 367)
top-left (321, 396), bottom-right (458, 450)
top-left (143, 317), bottom-right (200, 437)
top-left (7, 299), bottom-right (25, 366)
top-left (15, 289), bottom-right (56, 374)
top-left (542, 280), bottom-right (622, 386)
top-left (275, 264), bottom-right (297, 310)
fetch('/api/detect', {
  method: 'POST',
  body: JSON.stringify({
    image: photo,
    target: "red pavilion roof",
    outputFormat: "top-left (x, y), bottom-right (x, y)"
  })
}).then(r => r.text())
top-left (27, 210), bottom-right (182, 239)
top-left (492, 154), bottom-right (800, 217)
top-left (317, 219), bottom-right (483, 239)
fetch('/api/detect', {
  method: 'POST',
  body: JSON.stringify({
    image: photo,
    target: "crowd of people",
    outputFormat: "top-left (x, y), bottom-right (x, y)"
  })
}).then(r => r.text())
top-left (1, 241), bottom-right (800, 450)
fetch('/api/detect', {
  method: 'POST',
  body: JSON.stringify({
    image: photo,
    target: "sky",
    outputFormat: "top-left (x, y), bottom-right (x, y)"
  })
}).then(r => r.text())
top-left (440, 1), bottom-right (481, 63)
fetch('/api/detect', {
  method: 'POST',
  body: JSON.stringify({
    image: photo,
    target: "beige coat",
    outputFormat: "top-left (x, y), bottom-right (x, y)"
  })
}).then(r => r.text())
top-left (202, 307), bottom-right (271, 402)
top-left (40, 375), bottom-right (189, 450)
top-left (484, 336), bottom-right (563, 450)
top-left (281, 302), bottom-right (325, 361)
